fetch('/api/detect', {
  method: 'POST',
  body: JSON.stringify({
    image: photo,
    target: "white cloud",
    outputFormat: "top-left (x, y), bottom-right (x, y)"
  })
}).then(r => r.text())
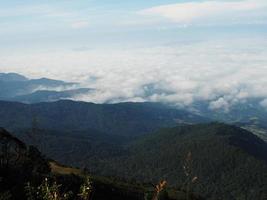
top-left (0, 38), bottom-right (267, 107)
top-left (209, 97), bottom-right (230, 112)
top-left (0, 4), bottom-right (92, 33)
top-left (139, 0), bottom-right (267, 25)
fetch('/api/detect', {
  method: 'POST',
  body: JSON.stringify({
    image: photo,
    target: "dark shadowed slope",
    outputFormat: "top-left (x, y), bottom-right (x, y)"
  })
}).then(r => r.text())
top-left (13, 123), bottom-right (266, 200)
top-left (77, 123), bottom-right (267, 200)
top-left (1, 128), bottom-right (203, 200)
top-left (0, 100), bottom-right (208, 136)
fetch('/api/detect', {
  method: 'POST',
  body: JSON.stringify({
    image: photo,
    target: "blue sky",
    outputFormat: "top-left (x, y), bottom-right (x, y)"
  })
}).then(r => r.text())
top-left (1, 0), bottom-right (267, 108)
top-left (1, 0), bottom-right (267, 50)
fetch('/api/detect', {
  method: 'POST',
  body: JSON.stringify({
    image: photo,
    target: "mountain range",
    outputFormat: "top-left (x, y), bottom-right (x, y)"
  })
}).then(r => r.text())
top-left (1, 123), bottom-right (266, 199)
top-left (0, 128), bottom-right (163, 200)
top-left (0, 72), bottom-right (92, 102)
top-left (0, 100), bottom-right (207, 136)
top-left (82, 123), bottom-right (266, 200)
top-left (0, 72), bottom-right (267, 200)
top-left (1, 73), bottom-right (267, 129)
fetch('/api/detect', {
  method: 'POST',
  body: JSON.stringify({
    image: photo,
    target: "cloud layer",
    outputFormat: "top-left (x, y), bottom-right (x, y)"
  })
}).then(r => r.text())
top-left (1, 38), bottom-right (267, 110)
top-left (139, 0), bottom-right (267, 25)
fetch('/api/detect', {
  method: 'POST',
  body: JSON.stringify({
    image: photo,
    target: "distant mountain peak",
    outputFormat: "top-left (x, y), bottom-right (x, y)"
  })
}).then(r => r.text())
top-left (0, 72), bottom-right (90, 101)
top-left (0, 72), bottom-right (28, 82)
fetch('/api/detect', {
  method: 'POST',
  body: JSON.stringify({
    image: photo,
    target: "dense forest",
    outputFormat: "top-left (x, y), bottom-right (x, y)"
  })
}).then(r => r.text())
top-left (0, 100), bottom-right (207, 136)
top-left (0, 128), bottom-right (203, 200)
top-left (1, 123), bottom-right (266, 199)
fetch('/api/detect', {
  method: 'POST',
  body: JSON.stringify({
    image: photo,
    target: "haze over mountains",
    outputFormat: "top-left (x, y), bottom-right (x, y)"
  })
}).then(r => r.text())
top-left (1, 121), bottom-right (267, 199)
top-left (1, 72), bottom-right (267, 139)
top-left (1, 72), bottom-right (267, 200)
top-left (0, 72), bottom-right (93, 102)
top-left (1, 1), bottom-right (267, 199)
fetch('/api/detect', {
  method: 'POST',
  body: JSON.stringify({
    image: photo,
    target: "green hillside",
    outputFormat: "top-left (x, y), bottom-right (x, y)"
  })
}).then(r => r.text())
top-left (54, 123), bottom-right (266, 200)
top-left (120, 123), bottom-right (267, 199)
top-left (12, 123), bottom-right (267, 200)
top-left (0, 128), bottom-right (202, 200)
top-left (0, 100), bottom-right (207, 136)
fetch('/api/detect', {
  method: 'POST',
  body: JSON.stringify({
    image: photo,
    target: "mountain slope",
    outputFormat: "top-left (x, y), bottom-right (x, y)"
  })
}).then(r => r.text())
top-left (0, 73), bottom-right (28, 82)
top-left (0, 128), bottom-right (202, 200)
top-left (0, 100), bottom-right (207, 136)
top-left (0, 128), bottom-right (51, 199)
top-left (16, 123), bottom-right (266, 200)
top-left (75, 123), bottom-right (267, 200)
top-left (10, 88), bottom-right (93, 103)
top-left (0, 73), bottom-right (77, 99)
top-left (0, 72), bottom-right (97, 104)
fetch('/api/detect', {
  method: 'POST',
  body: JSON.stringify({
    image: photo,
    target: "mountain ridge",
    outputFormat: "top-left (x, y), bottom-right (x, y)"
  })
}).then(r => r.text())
top-left (87, 123), bottom-right (267, 200)
top-left (0, 100), bottom-right (208, 136)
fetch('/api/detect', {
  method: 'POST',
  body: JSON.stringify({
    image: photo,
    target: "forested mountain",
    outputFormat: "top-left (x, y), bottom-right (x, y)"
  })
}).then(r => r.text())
top-left (1, 100), bottom-right (267, 199)
top-left (0, 73), bottom-right (267, 200)
top-left (0, 128), bottom-right (202, 200)
top-left (107, 123), bottom-right (266, 200)
top-left (23, 123), bottom-right (266, 200)
top-left (1, 73), bottom-right (267, 136)
top-left (0, 73), bottom-right (28, 82)
top-left (7, 123), bottom-right (267, 199)
top-left (0, 100), bottom-right (207, 136)
top-left (0, 128), bottom-right (51, 199)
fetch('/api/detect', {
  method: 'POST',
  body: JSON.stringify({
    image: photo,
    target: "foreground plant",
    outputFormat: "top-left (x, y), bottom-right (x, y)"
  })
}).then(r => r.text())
top-left (152, 180), bottom-right (168, 200)
top-left (0, 191), bottom-right (12, 200)
top-left (25, 176), bottom-right (93, 200)
top-left (25, 178), bottom-right (69, 200)
top-left (78, 176), bottom-right (93, 200)
top-left (183, 152), bottom-right (198, 200)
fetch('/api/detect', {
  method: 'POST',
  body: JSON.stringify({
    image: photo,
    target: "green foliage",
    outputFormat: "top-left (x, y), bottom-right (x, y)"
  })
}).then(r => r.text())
top-left (182, 152), bottom-right (198, 200)
top-left (0, 100), bottom-right (206, 136)
top-left (0, 191), bottom-right (12, 200)
top-left (0, 129), bottom-right (148, 200)
top-left (25, 178), bottom-right (71, 200)
top-left (7, 123), bottom-right (266, 199)
top-left (24, 176), bottom-right (93, 200)
top-left (25, 182), bottom-right (37, 200)
top-left (47, 123), bottom-right (266, 200)
top-left (1, 119), bottom-right (267, 200)
top-left (0, 128), bottom-right (51, 200)
top-left (78, 176), bottom-right (93, 200)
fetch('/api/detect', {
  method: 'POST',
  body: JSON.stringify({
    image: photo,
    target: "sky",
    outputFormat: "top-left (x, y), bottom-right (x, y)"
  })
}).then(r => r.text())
top-left (0, 0), bottom-right (267, 109)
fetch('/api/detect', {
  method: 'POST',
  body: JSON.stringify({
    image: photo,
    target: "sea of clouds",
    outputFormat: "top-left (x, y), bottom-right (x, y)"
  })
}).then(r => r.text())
top-left (0, 38), bottom-right (267, 110)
